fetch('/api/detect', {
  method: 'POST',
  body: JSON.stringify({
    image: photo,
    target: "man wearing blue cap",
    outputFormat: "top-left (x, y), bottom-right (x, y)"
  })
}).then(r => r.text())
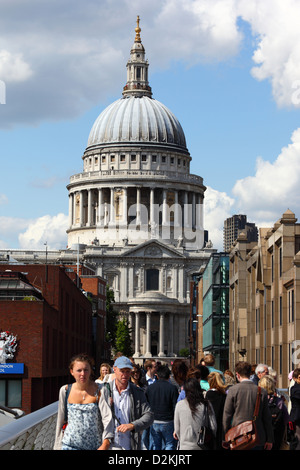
top-left (101, 356), bottom-right (154, 450)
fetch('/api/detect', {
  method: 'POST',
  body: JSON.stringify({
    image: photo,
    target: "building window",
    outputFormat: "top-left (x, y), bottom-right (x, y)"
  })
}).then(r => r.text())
top-left (146, 269), bottom-right (159, 291)
top-left (120, 154), bottom-right (126, 162)
top-left (131, 154), bottom-right (136, 162)
top-left (279, 296), bottom-right (282, 326)
top-left (280, 344), bottom-right (283, 374)
top-left (162, 156), bottom-right (166, 163)
top-left (279, 247), bottom-right (282, 277)
top-left (0, 379), bottom-right (22, 408)
top-left (152, 155), bottom-right (157, 163)
top-left (271, 254), bottom-right (274, 282)
top-left (256, 308), bottom-right (260, 333)
top-left (141, 154), bottom-right (147, 162)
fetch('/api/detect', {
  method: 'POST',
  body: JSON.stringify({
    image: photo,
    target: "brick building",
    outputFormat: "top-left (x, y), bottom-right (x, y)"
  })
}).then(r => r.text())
top-left (0, 264), bottom-right (98, 414)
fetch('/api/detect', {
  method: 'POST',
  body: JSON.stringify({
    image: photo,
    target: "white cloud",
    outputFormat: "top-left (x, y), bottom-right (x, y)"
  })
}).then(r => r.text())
top-left (18, 213), bottom-right (68, 250)
top-left (0, 194), bottom-right (8, 205)
top-left (0, 0), bottom-right (299, 127)
top-left (204, 186), bottom-right (235, 250)
top-left (0, 216), bottom-right (32, 249)
top-left (153, 0), bottom-right (242, 66)
top-left (237, 0), bottom-right (300, 108)
top-left (232, 127), bottom-right (300, 223)
top-left (0, 0), bottom-right (242, 128)
top-left (0, 49), bottom-right (33, 82)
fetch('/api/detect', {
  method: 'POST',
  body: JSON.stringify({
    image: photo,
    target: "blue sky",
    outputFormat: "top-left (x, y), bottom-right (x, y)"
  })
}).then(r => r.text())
top-left (1, 0), bottom-right (300, 251)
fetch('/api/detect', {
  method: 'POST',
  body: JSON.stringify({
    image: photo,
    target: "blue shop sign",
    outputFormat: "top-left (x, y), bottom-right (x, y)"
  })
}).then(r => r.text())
top-left (0, 363), bottom-right (24, 374)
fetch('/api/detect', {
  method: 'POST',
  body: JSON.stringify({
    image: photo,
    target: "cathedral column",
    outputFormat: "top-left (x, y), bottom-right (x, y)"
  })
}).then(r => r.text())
top-left (73, 193), bottom-right (77, 226)
top-left (128, 264), bottom-right (134, 298)
top-left (174, 190), bottom-right (180, 227)
top-left (184, 191), bottom-right (189, 228)
top-left (69, 193), bottom-right (73, 227)
top-left (109, 188), bottom-right (115, 225)
top-left (197, 194), bottom-right (203, 229)
top-left (87, 189), bottom-right (92, 226)
top-left (168, 313), bottom-right (174, 356)
top-left (158, 312), bottom-right (166, 357)
top-left (98, 188), bottom-right (103, 225)
top-left (178, 265), bottom-right (184, 302)
top-left (192, 192), bottom-right (196, 229)
top-left (133, 312), bottom-right (141, 357)
top-left (123, 187), bottom-right (127, 225)
top-left (150, 187), bottom-right (156, 235)
top-left (136, 186), bottom-right (141, 225)
top-left (145, 312), bottom-right (152, 356)
top-left (80, 191), bottom-right (84, 226)
top-left (162, 189), bottom-right (167, 226)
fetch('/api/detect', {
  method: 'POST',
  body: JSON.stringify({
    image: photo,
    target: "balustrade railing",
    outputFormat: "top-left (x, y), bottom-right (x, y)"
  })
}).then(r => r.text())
top-left (0, 402), bottom-right (58, 450)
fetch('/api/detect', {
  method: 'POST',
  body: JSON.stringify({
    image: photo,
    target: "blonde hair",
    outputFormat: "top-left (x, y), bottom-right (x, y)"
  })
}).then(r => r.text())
top-left (99, 363), bottom-right (111, 380)
top-left (208, 372), bottom-right (227, 394)
top-left (259, 375), bottom-right (276, 395)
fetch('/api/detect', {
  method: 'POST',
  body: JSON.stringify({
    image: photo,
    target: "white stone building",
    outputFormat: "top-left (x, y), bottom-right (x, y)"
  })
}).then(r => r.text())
top-left (1, 18), bottom-right (215, 358)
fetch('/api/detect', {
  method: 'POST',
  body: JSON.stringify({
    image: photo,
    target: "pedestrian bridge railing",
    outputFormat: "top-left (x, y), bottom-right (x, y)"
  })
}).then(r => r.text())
top-left (0, 402), bottom-right (58, 450)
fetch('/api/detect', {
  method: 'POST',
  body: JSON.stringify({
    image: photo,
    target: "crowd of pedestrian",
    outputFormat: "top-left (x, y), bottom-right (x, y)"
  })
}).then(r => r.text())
top-left (54, 352), bottom-right (300, 451)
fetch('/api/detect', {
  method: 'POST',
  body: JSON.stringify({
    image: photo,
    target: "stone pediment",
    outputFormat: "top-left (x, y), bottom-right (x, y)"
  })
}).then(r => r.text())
top-left (122, 239), bottom-right (185, 259)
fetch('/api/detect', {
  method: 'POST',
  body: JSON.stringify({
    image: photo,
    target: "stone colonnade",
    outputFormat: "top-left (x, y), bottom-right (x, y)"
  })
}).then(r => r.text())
top-left (128, 310), bottom-right (177, 357)
top-left (68, 186), bottom-right (203, 230)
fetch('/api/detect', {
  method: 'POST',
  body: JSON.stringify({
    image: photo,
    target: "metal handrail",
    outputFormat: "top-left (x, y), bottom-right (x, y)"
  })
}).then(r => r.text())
top-left (0, 401), bottom-right (58, 450)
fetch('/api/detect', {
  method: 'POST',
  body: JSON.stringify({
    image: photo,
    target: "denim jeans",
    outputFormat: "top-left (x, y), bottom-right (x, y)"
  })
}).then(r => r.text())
top-left (149, 421), bottom-right (177, 450)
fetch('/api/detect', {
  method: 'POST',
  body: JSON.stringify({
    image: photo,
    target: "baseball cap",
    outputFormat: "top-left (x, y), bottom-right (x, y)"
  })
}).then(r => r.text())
top-left (114, 356), bottom-right (133, 369)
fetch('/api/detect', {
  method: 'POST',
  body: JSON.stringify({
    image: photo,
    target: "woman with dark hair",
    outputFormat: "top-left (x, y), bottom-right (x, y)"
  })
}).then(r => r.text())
top-left (170, 359), bottom-right (188, 394)
top-left (173, 378), bottom-right (217, 450)
top-left (130, 364), bottom-right (146, 389)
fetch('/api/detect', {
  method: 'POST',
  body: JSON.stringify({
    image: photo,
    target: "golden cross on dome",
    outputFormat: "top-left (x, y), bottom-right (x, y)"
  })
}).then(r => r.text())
top-left (135, 15), bottom-right (141, 42)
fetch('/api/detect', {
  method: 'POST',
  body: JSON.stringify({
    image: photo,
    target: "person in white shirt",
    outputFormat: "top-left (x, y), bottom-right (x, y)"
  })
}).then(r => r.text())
top-left (101, 356), bottom-right (154, 450)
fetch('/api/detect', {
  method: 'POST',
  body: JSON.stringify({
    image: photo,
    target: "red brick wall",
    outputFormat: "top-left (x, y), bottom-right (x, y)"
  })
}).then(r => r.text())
top-left (0, 264), bottom-right (94, 413)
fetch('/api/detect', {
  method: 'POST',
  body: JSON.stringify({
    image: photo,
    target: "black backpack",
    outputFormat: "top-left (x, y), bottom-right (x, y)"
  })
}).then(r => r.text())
top-left (268, 396), bottom-right (285, 449)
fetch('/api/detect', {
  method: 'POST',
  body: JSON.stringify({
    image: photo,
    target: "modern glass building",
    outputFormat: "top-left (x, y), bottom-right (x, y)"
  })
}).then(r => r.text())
top-left (201, 253), bottom-right (229, 370)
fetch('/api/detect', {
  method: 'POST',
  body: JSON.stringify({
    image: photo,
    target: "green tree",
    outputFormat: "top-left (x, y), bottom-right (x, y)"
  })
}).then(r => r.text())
top-left (179, 348), bottom-right (189, 358)
top-left (115, 317), bottom-right (133, 357)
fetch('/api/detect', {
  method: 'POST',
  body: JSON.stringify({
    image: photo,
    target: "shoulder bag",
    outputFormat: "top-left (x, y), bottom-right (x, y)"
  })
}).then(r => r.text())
top-left (197, 401), bottom-right (215, 450)
top-left (224, 386), bottom-right (261, 450)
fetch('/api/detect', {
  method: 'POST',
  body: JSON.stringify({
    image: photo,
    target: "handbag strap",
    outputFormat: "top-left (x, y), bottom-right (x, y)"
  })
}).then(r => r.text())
top-left (64, 383), bottom-right (72, 423)
top-left (253, 386), bottom-right (261, 420)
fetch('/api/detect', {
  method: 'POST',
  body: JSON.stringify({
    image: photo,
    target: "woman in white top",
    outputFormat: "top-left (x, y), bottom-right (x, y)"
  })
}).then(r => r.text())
top-left (54, 353), bottom-right (114, 450)
top-left (95, 363), bottom-right (112, 383)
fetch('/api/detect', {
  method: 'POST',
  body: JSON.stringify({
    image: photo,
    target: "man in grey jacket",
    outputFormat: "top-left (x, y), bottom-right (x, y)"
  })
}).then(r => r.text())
top-left (223, 361), bottom-right (273, 450)
top-left (101, 356), bottom-right (154, 450)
